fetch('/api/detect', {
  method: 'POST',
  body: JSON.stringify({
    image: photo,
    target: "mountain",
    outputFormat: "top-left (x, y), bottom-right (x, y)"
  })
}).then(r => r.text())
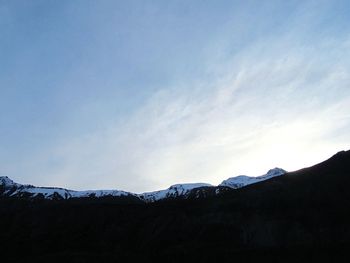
top-left (0, 176), bottom-right (19, 188)
top-left (1, 150), bottom-right (350, 262)
top-left (219, 167), bottom-right (286, 188)
top-left (0, 168), bottom-right (286, 202)
top-left (0, 176), bottom-right (135, 200)
top-left (140, 183), bottom-right (213, 202)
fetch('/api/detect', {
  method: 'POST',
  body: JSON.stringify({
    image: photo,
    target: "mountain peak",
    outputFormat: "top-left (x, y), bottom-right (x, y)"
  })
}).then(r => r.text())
top-left (140, 183), bottom-right (213, 202)
top-left (266, 168), bottom-right (287, 176)
top-left (219, 168), bottom-right (286, 189)
top-left (0, 176), bottom-right (19, 187)
top-left (1, 168), bottom-right (286, 201)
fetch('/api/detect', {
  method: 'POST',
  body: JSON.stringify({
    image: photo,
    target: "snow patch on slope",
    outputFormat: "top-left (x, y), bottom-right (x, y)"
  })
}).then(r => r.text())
top-left (0, 176), bottom-right (133, 200)
top-left (219, 168), bottom-right (286, 189)
top-left (139, 183), bottom-right (213, 202)
top-left (1, 168), bottom-right (286, 201)
top-left (0, 176), bottom-right (20, 188)
top-left (69, 189), bottom-right (131, 198)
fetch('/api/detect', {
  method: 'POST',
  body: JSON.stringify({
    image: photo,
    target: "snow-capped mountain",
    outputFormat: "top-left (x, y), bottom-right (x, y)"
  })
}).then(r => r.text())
top-left (0, 176), bottom-right (21, 188)
top-left (0, 168), bottom-right (286, 202)
top-left (139, 183), bottom-right (213, 202)
top-left (0, 176), bottom-right (134, 200)
top-left (219, 168), bottom-right (286, 189)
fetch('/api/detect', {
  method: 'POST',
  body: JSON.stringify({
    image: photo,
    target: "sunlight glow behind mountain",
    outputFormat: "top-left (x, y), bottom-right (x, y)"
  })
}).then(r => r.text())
top-left (1, 1), bottom-right (350, 192)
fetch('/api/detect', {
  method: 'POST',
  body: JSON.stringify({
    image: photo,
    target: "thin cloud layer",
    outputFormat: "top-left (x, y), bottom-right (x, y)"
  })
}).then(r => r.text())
top-left (1, 1), bottom-right (350, 192)
top-left (22, 33), bottom-right (350, 193)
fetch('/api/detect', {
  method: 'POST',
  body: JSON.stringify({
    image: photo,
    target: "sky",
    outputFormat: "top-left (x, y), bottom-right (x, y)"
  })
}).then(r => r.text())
top-left (1, 0), bottom-right (350, 193)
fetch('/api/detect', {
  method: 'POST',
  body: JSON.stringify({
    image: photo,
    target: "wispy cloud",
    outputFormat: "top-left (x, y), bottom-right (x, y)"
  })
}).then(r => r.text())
top-left (22, 29), bottom-right (350, 193)
top-left (2, 1), bottom-right (350, 192)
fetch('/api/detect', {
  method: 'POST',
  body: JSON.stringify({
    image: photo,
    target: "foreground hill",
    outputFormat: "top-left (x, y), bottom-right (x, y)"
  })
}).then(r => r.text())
top-left (0, 150), bottom-right (349, 262)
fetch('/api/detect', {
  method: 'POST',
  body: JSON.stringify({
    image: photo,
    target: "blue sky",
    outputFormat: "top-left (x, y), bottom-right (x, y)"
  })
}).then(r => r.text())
top-left (1, 0), bottom-right (350, 192)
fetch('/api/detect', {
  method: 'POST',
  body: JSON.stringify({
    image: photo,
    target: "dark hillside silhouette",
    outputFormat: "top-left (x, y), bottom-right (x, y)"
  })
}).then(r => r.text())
top-left (1, 150), bottom-right (350, 262)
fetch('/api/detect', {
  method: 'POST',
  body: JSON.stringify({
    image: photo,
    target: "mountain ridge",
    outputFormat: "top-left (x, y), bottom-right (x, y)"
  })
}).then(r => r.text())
top-left (1, 149), bottom-right (350, 262)
top-left (2, 150), bottom-right (348, 203)
top-left (0, 168), bottom-right (286, 202)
